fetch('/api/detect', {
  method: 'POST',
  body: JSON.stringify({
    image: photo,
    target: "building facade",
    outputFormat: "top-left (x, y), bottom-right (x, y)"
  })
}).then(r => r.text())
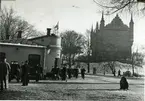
top-left (0, 28), bottom-right (61, 75)
top-left (90, 14), bottom-right (134, 62)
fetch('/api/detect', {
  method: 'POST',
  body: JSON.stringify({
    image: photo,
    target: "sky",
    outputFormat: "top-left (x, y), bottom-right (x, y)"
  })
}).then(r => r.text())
top-left (2, 0), bottom-right (145, 52)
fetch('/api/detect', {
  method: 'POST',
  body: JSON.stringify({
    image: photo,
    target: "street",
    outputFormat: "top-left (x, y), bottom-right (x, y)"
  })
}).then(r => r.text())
top-left (0, 75), bottom-right (144, 100)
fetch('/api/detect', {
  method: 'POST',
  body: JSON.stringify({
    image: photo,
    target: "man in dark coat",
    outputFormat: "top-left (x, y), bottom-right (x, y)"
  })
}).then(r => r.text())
top-left (35, 64), bottom-right (42, 82)
top-left (0, 58), bottom-right (8, 90)
top-left (120, 76), bottom-right (129, 90)
top-left (81, 67), bottom-right (86, 79)
top-left (67, 67), bottom-right (72, 79)
top-left (20, 62), bottom-right (24, 82)
top-left (61, 66), bottom-right (67, 80)
top-left (74, 68), bottom-right (79, 78)
top-left (55, 66), bottom-right (60, 80)
top-left (118, 70), bottom-right (121, 77)
top-left (22, 61), bottom-right (29, 86)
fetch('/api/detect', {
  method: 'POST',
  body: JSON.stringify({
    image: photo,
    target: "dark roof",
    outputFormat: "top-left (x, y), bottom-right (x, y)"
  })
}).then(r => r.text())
top-left (105, 14), bottom-right (129, 29)
top-left (28, 35), bottom-right (48, 41)
top-left (29, 34), bottom-right (60, 41)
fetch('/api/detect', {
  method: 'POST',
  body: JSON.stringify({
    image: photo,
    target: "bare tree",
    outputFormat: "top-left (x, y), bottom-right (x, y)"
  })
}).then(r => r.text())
top-left (130, 49), bottom-right (144, 76)
top-left (61, 30), bottom-right (86, 68)
top-left (0, 7), bottom-right (44, 40)
top-left (93, 0), bottom-right (145, 14)
top-left (105, 61), bottom-right (116, 76)
top-left (84, 29), bottom-right (92, 73)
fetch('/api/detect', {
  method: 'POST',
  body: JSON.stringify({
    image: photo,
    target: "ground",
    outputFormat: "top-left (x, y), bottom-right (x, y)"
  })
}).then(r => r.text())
top-left (0, 74), bottom-right (144, 100)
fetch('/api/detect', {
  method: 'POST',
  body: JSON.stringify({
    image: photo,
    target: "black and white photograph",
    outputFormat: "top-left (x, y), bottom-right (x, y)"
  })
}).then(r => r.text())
top-left (0, 0), bottom-right (145, 100)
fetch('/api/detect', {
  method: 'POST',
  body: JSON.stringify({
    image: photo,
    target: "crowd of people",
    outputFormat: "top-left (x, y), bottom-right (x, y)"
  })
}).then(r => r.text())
top-left (50, 65), bottom-right (86, 81)
top-left (0, 57), bottom-right (86, 91)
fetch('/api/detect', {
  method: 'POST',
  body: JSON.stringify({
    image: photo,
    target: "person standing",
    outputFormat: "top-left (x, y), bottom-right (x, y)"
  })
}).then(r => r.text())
top-left (74, 67), bottom-right (79, 78)
top-left (62, 65), bottom-right (67, 81)
top-left (4, 58), bottom-right (11, 89)
top-left (20, 62), bottom-right (24, 82)
top-left (22, 61), bottom-right (29, 86)
top-left (35, 64), bottom-right (39, 82)
top-left (0, 58), bottom-right (8, 90)
top-left (118, 69), bottom-right (121, 77)
top-left (35, 64), bottom-right (42, 82)
top-left (75, 68), bottom-right (79, 78)
top-left (67, 67), bottom-right (72, 79)
top-left (81, 67), bottom-right (86, 79)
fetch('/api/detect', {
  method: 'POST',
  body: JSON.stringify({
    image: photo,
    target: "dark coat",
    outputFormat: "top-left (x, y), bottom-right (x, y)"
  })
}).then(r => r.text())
top-left (120, 76), bottom-right (129, 90)
top-left (22, 64), bottom-right (29, 76)
top-left (0, 62), bottom-right (7, 80)
top-left (81, 68), bottom-right (86, 74)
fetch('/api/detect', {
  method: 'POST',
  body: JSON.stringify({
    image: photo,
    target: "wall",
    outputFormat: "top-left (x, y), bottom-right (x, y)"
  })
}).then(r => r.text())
top-left (31, 36), bottom-right (61, 47)
top-left (0, 44), bottom-right (45, 66)
top-left (30, 35), bottom-right (62, 73)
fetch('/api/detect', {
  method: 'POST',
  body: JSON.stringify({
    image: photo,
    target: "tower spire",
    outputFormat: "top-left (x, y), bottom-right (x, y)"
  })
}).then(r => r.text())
top-left (101, 11), bottom-right (104, 21)
top-left (129, 13), bottom-right (134, 45)
top-left (130, 13), bottom-right (134, 23)
top-left (96, 22), bottom-right (99, 31)
top-left (100, 11), bottom-right (105, 30)
top-left (91, 24), bottom-right (93, 33)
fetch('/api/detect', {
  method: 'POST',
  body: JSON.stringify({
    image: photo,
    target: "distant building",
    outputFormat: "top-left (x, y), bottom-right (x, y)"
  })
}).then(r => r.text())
top-left (90, 13), bottom-right (134, 62)
top-left (0, 28), bottom-right (61, 75)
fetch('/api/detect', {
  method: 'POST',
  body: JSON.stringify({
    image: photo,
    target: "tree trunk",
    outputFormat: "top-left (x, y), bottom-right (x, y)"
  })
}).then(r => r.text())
top-left (103, 66), bottom-right (105, 75)
top-left (87, 50), bottom-right (90, 73)
top-left (132, 64), bottom-right (135, 76)
top-left (87, 62), bottom-right (90, 73)
top-left (68, 54), bottom-right (71, 68)
top-left (113, 71), bottom-right (116, 76)
top-left (132, 57), bottom-right (135, 76)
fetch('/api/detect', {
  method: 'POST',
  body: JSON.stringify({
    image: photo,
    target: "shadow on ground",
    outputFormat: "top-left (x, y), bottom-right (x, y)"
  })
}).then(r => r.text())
top-left (0, 90), bottom-right (37, 100)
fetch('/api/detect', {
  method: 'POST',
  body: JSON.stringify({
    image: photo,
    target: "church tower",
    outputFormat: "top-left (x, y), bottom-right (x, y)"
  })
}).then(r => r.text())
top-left (100, 12), bottom-right (105, 30)
top-left (95, 22), bottom-right (99, 33)
top-left (90, 25), bottom-right (94, 49)
top-left (129, 14), bottom-right (134, 45)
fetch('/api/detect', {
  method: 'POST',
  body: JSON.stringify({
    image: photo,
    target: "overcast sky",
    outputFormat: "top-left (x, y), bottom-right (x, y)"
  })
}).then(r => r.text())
top-left (2, 0), bottom-right (145, 51)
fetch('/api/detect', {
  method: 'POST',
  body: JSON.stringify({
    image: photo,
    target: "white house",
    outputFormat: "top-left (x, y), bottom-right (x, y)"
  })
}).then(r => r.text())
top-left (0, 28), bottom-right (62, 76)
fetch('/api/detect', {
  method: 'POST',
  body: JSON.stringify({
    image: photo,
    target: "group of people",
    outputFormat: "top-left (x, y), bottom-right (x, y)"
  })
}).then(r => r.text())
top-left (50, 65), bottom-right (86, 81)
top-left (0, 57), bottom-right (43, 91)
top-left (15, 61), bottom-right (42, 86)
top-left (0, 58), bottom-right (29, 91)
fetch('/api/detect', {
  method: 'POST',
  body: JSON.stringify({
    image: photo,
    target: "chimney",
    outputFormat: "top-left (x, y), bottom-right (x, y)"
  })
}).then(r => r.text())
top-left (6, 34), bottom-right (10, 40)
top-left (17, 31), bottom-right (22, 38)
top-left (47, 28), bottom-right (51, 36)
